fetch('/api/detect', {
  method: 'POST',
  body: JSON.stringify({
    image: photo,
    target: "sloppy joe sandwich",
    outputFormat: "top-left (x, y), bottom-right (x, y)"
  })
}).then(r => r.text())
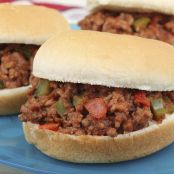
top-left (79, 0), bottom-right (174, 45)
top-left (19, 30), bottom-right (174, 163)
top-left (0, 4), bottom-right (69, 115)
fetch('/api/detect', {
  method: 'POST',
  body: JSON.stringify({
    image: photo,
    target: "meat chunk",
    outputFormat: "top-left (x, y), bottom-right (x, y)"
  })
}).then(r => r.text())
top-left (79, 11), bottom-right (174, 44)
top-left (19, 77), bottom-right (172, 137)
top-left (0, 44), bottom-right (39, 88)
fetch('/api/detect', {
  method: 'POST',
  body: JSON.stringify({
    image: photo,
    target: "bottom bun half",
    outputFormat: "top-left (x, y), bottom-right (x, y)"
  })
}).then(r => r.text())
top-left (23, 115), bottom-right (174, 163)
top-left (0, 86), bottom-right (28, 115)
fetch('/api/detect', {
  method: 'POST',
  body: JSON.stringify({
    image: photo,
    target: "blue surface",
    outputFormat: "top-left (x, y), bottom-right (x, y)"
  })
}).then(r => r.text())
top-left (70, 24), bottom-right (80, 30)
top-left (0, 116), bottom-right (174, 174)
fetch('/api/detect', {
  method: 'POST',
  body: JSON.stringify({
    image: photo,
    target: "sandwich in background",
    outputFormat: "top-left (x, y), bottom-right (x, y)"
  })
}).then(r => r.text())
top-left (79, 0), bottom-right (174, 45)
top-left (0, 4), bottom-right (69, 115)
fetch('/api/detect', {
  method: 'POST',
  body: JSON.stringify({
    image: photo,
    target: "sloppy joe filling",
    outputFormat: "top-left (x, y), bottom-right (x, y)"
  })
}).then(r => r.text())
top-left (79, 11), bottom-right (174, 44)
top-left (0, 44), bottom-right (39, 89)
top-left (19, 77), bottom-right (174, 137)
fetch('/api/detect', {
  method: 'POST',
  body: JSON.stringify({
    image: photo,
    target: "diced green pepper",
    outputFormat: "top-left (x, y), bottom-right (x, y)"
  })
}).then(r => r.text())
top-left (73, 96), bottom-right (83, 107)
top-left (0, 80), bottom-right (5, 89)
top-left (133, 17), bottom-right (150, 31)
top-left (55, 99), bottom-right (66, 117)
top-left (151, 98), bottom-right (166, 117)
top-left (163, 97), bottom-right (174, 114)
top-left (18, 46), bottom-right (32, 59)
top-left (35, 79), bottom-right (50, 97)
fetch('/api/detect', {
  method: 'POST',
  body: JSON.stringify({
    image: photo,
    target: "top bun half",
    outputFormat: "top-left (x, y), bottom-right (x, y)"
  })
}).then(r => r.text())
top-left (33, 30), bottom-right (174, 91)
top-left (87, 0), bottom-right (174, 15)
top-left (0, 4), bottom-right (69, 45)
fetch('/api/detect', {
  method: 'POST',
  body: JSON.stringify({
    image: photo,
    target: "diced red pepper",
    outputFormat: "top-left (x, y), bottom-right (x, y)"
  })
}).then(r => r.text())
top-left (134, 92), bottom-right (150, 107)
top-left (85, 98), bottom-right (107, 120)
top-left (39, 123), bottom-right (59, 131)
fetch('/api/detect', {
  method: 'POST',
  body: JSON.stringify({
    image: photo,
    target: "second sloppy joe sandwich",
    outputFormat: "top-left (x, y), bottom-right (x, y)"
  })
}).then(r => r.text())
top-left (20, 30), bottom-right (174, 163)
top-left (0, 4), bottom-right (69, 115)
top-left (79, 0), bottom-right (174, 45)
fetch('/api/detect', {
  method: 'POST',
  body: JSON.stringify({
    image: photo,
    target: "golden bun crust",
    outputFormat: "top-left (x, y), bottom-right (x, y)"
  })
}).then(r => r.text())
top-left (23, 114), bottom-right (174, 163)
top-left (87, 0), bottom-right (174, 15)
top-left (0, 4), bottom-right (69, 45)
top-left (0, 86), bottom-right (28, 115)
top-left (33, 30), bottom-right (174, 91)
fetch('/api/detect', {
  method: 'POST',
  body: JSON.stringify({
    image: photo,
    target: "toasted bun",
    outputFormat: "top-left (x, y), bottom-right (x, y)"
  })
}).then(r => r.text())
top-left (0, 4), bottom-right (69, 45)
top-left (0, 86), bottom-right (28, 115)
top-left (23, 114), bottom-right (174, 163)
top-left (87, 0), bottom-right (174, 15)
top-left (33, 30), bottom-right (174, 91)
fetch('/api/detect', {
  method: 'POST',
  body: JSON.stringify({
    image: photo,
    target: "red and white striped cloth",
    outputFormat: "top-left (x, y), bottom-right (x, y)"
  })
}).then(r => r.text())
top-left (0, 0), bottom-right (87, 24)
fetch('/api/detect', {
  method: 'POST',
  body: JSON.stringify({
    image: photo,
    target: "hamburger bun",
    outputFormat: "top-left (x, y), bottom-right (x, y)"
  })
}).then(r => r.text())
top-left (0, 4), bottom-right (69, 115)
top-left (87, 0), bottom-right (174, 15)
top-left (0, 3), bottom-right (69, 44)
top-left (34, 30), bottom-right (174, 91)
top-left (0, 86), bottom-right (28, 115)
top-left (21, 30), bottom-right (174, 163)
top-left (23, 115), bottom-right (174, 163)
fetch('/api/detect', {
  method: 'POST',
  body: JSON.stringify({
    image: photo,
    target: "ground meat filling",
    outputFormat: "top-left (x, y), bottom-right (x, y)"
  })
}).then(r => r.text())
top-left (79, 11), bottom-right (174, 44)
top-left (0, 44), bottom-right (39, 89)
top-left (19, 77), bottom-right (174, 137)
